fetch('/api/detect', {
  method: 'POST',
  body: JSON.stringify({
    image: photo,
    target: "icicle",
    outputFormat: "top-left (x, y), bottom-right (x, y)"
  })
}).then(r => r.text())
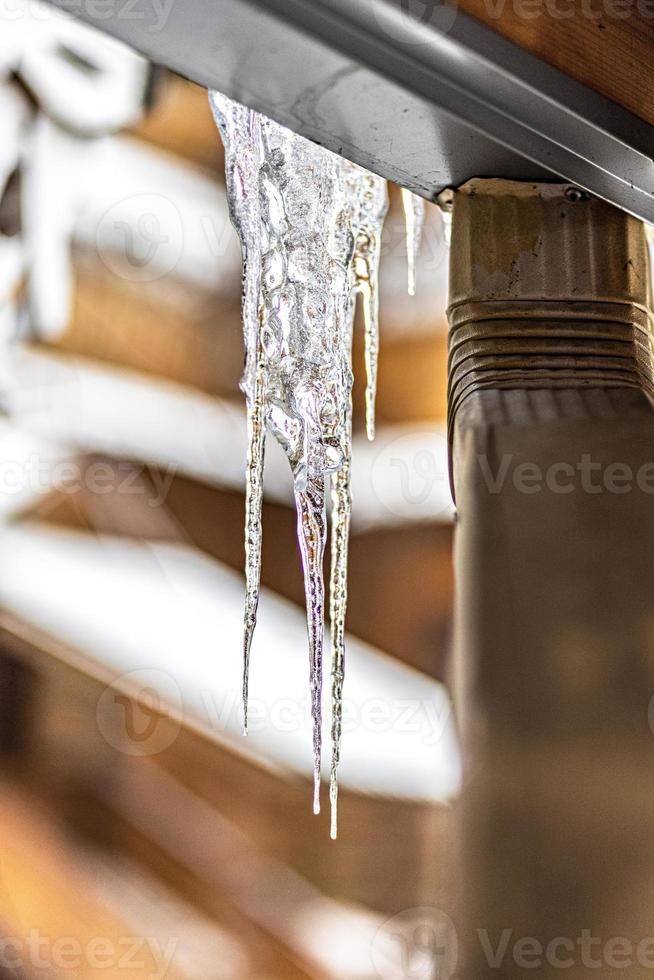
top-left (210, 94), bottom-right (266, 734)
top-left (348, 167), bottom-right (388, 441)
top-left (210, 90), bottom-right (387, 828)
top-left (401, 188), bottom-right (426, 297)
top-left (242, 342), bottom-right (266, 735)
top-left (295, 477), bottom-right (328, 813)
top-left (329, 421), bottom-right (352, 839)
top-left (441, 207), bottom-right (452, 247)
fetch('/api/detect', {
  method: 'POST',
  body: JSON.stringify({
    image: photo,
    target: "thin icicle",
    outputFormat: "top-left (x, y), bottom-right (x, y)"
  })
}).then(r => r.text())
top-left (242, 342), bottom-right (266, 734)
top-left (296, 478), bottom-right (328, 814)
top-left (349, 168), bottom-right (388, 440)
top-left (401, 188), bottom-right (426, 297)
top-left (329, 425), bottom-right (352, 839)
top-left (354, 234), bottom-right (379, 442)
top-left (210, 94), bottom-right (265, 733)
top-left (441, 207), bottom-right (452, 247)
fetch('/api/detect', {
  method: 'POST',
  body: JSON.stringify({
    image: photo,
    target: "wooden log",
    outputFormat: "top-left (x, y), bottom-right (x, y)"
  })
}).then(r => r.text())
top-left (0, 612), bottom-right (448, 919)
top-left (448, 179), bottom-right (654, 977)
top-left (458, 0), bottom-right (654, 125)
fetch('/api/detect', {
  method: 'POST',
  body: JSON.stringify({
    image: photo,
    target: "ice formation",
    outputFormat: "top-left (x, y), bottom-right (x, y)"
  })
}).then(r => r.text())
top-left (211, 93), bottom-right (424, 836)
top-left (401, 188), bottom-right (426, 297)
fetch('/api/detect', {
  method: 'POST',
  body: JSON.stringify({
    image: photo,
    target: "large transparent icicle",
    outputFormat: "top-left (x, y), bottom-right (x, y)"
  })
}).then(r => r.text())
top-left (210, 91), bottom-right (387, 830)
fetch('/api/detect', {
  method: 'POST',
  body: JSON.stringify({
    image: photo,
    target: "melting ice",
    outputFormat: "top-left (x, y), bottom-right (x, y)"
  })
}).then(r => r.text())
top-left (210, 92), bottom-right (422, 837)
top-left (401, 189), bottom-right (426, 297)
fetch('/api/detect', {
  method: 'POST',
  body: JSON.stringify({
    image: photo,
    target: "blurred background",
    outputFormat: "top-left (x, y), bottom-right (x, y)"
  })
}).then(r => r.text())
top-left (0, 6), bottom-right (459, 978)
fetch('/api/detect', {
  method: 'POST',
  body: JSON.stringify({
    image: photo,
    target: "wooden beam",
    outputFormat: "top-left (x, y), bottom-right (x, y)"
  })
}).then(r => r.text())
top-left (0, 613), bottom-right (449, 918)
top-left (459, 0), bottom-right (654, 125)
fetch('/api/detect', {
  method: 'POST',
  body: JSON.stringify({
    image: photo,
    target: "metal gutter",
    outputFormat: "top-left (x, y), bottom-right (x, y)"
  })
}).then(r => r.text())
top-left (46, 0), bottom-right (654, 221)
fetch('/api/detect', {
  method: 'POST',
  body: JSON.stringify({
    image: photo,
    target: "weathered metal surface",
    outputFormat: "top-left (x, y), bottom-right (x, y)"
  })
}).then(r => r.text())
top-left (43, 0), bottom-right (654, 221)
